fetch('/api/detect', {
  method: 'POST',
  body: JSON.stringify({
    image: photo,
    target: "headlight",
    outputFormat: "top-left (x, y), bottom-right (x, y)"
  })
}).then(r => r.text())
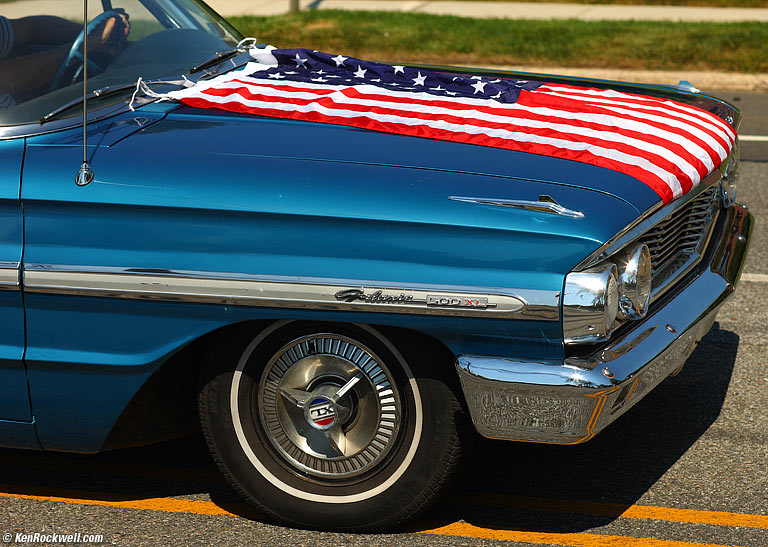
top-left (615, 244), bottom-right (653, 320)
top-left (563, 263), bottom-right (619, 345)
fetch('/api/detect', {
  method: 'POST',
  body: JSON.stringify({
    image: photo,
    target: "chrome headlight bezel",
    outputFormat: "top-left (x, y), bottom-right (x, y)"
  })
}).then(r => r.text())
top-left (563, 263), bottom-right (619, 345)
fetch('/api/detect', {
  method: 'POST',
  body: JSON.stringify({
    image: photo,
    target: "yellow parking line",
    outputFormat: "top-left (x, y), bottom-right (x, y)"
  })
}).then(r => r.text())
top-left (0, 490), bottom-right (237, 517)
top-left (0, 488), bottom-right (762, 547)
top-left (458, 493), bottom-right (768, 529)
top-left (420, 522), bottom-right (748, 547)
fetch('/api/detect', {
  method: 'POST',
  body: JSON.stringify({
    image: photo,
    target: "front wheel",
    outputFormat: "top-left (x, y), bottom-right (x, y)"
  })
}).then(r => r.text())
top-left (198, 321), bottom-right (468, 531)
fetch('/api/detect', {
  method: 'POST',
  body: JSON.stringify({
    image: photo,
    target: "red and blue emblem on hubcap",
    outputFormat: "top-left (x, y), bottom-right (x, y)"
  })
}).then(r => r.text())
top-left (306, 397), bottom-right (337, 430)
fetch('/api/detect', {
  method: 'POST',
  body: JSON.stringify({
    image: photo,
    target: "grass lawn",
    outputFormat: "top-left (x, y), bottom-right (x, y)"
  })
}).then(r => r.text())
top-left (230, 11), bottom-right (768, 73)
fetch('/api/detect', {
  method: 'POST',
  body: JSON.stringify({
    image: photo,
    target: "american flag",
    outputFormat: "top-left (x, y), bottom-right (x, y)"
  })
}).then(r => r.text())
top-left (168, 47), bottom-right (736, 203)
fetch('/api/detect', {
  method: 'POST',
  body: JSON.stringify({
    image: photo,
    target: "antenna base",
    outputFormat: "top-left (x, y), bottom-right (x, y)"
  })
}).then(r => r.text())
top-left (75, 162), bottom-right (94, 186)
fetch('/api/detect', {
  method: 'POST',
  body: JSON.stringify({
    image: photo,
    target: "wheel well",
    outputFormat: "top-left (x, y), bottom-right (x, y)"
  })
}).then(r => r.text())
top-left (102, 319), bottom-right (461, 452)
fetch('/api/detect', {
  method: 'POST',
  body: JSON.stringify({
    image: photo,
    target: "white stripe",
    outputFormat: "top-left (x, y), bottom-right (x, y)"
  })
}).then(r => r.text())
top-left (227, 80), bottom-right (701, 186)
top-left (742, 273), bottom-right (768, 283)
top-left (234, 78), bottom-right (718, 174)
top-left (740, 135), bottom-right (768, 142)
top-left (541, 87), bottom-right (736, 148)
top-left (187, 90), bottom-right (684, 197)
top-left (593, 103), bottom-right (726, 163)
top-left (542, 85), bottom-right (737, 141)
top-left (543, 90), bottom-right (729, 161)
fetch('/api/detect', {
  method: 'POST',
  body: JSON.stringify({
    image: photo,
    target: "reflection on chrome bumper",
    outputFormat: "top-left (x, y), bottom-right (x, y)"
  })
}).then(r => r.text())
top-left (456, 204), bottom-right (753, 444)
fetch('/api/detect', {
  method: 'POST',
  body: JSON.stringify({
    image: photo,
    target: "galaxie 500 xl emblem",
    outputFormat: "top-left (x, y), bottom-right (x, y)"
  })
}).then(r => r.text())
top-left (427, 295), bottom-right (489, 309)
top-left (335, 289), bottom-right (414, 304)
top-left (334, 289), bottom-right (491, 310)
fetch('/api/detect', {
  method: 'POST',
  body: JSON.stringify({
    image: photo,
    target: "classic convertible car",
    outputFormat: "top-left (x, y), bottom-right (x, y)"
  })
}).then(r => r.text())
top-left (0, 0), bottom-right (753, 532)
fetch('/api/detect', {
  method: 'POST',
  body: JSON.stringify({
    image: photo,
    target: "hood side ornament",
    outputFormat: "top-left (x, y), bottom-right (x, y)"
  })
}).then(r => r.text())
top-left (449, 195), bottom-right (585, 219)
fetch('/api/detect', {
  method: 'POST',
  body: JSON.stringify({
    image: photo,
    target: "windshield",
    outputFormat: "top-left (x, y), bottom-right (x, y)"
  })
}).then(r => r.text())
top-left (0, 0), bottom-right (242, 126)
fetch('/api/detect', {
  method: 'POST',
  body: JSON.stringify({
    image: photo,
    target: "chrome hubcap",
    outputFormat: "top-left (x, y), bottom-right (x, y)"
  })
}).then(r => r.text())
top-left (258, 333), bottom-right (402, 479)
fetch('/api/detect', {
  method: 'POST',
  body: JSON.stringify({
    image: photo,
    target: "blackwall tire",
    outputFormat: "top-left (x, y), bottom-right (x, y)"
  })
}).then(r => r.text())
top-left (198, 321), bottom-right (468, 531)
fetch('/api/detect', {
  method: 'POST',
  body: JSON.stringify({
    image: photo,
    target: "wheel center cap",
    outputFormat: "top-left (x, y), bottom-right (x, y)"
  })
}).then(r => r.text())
top-left (305, 396), bottom-right (338, 430)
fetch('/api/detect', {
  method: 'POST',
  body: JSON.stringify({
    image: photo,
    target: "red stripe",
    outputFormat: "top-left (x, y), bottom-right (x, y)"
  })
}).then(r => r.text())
top-left (179, 95), bottom-right (676, 202)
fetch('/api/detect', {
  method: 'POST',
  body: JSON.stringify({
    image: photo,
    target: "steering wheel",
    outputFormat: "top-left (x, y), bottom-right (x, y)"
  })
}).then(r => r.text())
top-left (51, 10), bottom-right (129, 90)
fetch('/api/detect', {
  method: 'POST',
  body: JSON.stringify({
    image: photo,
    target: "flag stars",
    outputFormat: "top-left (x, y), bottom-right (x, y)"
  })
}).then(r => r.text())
top-left (293, 54), bottom-right (308, 68)
top-left (268, 72), bottom-right (286, 79)
top-left (392, 65), bottom-right (405, 75)
top-left (331, 54), bottom-right (348, 66)
top-left (353, 65), bottom-right (368, 78)
top-left (412, 71), bottom-right (426, 86)
top-left (470, 76), bottom-right (483, 80)
top-left (471, 81), bottom-right (488, 94)
top-left (430, 85), bottom-right (445, 91)
top-left (491, 91), bottom-right (503, 99)
top-left (311, 77), bottom-right (328, 82)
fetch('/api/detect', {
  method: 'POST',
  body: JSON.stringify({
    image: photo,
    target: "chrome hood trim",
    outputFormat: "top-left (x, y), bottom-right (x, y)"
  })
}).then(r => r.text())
top-left (448, 196), bottom-right (585, 219)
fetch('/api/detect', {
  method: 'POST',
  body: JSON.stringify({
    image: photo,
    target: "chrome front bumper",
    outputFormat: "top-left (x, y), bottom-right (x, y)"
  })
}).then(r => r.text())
top-left (455, 203), bottom-right (753, 444)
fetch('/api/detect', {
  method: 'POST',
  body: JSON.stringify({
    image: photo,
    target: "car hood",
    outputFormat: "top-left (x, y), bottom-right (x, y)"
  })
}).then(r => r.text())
top-left (149, 62), bottom-right (737, 215)
top-left (25, 68), bottom-right (737, 270)
top-left (152, 103), bottom-right (667, 211)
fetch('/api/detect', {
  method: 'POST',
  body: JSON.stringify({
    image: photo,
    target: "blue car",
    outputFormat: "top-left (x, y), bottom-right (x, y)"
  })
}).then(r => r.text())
top-left (0, 0), bottom-right (753, 531)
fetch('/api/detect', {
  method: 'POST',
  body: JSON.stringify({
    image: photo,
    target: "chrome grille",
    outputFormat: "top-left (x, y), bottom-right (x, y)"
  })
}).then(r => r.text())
top-left (639, 185), bottom-right (719, 276)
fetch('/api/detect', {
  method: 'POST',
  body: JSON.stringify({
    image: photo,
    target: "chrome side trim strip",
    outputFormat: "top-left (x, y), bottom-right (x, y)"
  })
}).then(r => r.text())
top-left (573, 170), bottom-right (722, 271)
top-left (0, 261), bottom-right (20, 290)
top-left (23, 265), bottom-right (559, 320)
top-left (449, 195), bottom-right (585, 219)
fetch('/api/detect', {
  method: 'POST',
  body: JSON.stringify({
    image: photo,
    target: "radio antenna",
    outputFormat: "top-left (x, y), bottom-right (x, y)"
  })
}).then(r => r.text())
top-left (75, 0), bottom-right (94, 186)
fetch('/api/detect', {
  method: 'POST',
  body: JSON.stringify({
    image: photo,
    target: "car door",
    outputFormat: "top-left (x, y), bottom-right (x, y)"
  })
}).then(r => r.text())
top-left (0, 139), bottom-right (32, 423)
